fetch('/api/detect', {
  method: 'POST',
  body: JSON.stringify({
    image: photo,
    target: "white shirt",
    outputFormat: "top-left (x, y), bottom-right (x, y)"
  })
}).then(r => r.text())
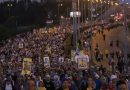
top-left (5, 83), bottom-right (12, 90)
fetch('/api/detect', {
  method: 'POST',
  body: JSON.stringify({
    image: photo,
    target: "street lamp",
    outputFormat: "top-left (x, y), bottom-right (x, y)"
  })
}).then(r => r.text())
top-left (77, 0), bottom-right (80, 46)
top-left (7, 3), bottom-right (13, 17)
top-left (89, 0), bottom-right (93, 64)
top-left (71, 0), bottom-right (81, 50)
top-left (58, 3), bottom-right (63, 17)
top-left (82, 0), bottom-right (87, 23)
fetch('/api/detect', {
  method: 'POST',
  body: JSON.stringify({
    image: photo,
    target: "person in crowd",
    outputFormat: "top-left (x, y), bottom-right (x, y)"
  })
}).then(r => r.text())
top-left (110, 40), bottom-right (113, 47)
top-left (107, 73), bottom-right (117, 90)
top-left (53, 74), bottom-right (62, 90)
top-left (86, 77), bottom-right (96, 90)
top-left (35, 76), bottom-right (41, 90)
top-left (94, 73), bottom-right (101, 90)
top-left (67, 76), bottom-right (77, 90)
top-left (14, 77), bottom-right (22, 90)
top-left (44, 74), bottom-right (54, 90)
top-left (100, 75), bottom-right (108, 90)
top-left (105, 49), bottom-right (109, 59)
top-left (28, 77), bottom-right (35, 90)
top-left (116, 80), bottom-right (128, 90)
top-left (80, 76), bottom-right (88, 90)
top-left (117, 59), bottom-right (124, 74)
top-left (103, 34), bottom-right (106, 41)
top-left (116, 40), bottom-right (119, 47)
top-left (62, 81), bottom-right (69, 90)
top-left (3, 77), bottom-right (14, 90)
top-left (38, 81), bottom-right (46, 90)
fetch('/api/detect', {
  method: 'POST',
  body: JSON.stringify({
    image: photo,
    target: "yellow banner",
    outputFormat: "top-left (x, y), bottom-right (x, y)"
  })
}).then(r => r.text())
top-left (21, 58), bottom-right (32, 75)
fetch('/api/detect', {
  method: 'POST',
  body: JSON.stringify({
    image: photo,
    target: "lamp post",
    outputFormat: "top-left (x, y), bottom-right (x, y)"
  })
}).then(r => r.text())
top-left (71, 0), bottom-right (81, 50)
top-left (58, 3), bottom-right (63, 18)
top-left (83, 0), bottom-right (86, 23)
top-left (72, 0), bottom-right (77, 50)
top-left (90, 0), bottom-right (93, 64)
top-left (101, 0), bottom-right (103, 25)
top-left (7, 3), bottom-right (13, 17)
top-left (81, 0), bottom-right (84, 23)
top-left (77, 0), bottom-right (80, 46)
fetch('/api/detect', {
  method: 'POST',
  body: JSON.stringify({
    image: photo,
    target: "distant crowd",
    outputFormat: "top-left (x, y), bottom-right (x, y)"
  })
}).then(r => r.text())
top-left (0, 24), bottom-right (130, 90)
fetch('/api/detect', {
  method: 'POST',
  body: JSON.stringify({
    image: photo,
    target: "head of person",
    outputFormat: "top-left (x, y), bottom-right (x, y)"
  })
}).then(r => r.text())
top-left (54, 74), bottom-right (60, 81)
top-left (87, 77), bottom-right (95, 88)
top-left (116, 80), bottom-right (128, 90)
top-left (63, 80), bottom-right (69, 89)
top-left (39, 81), bottom-right (45, 87)
top-left (45, 74), bottom-right (51, 82)
top-left (111, 75), bottom-right (117, 85)
top-left (6, 79), bottom-right (12, 85)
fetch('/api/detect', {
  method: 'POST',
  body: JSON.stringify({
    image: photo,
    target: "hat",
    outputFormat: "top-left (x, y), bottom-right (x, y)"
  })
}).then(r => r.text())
top-left (111, 75), bottom-right (117, 80)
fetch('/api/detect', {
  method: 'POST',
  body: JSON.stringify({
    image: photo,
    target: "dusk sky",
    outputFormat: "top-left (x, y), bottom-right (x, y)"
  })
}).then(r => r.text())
top-left (0, 0), bottom-right (130, 3)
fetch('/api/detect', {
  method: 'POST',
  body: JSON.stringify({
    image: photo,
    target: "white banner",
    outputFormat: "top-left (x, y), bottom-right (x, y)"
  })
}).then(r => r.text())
top-left (59, 57), bottom-right (64, 63)
top-left (75, 55), bottom-right (89, 70)
top-left (19, 43), bottom-right (23, 48)
top-left (43, 57), bottom-right (50, 68)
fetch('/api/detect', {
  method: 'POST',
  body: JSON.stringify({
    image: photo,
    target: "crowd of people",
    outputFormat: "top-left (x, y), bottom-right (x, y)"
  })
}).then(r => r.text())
top-left (0, 23), bottom-right (130, 90)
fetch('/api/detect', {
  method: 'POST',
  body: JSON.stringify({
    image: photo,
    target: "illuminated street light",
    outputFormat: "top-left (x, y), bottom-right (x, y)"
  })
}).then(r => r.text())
top-left (7, 4), bottom-right (13, 7)
top-left (7, 3), bottom-right (13, 17)
top-left (58, 3), bottom-right (63, 17)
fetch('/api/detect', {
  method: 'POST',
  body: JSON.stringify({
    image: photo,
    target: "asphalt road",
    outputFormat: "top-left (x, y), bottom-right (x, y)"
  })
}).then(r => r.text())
top-left (83, 26), bottom-right (130, 69)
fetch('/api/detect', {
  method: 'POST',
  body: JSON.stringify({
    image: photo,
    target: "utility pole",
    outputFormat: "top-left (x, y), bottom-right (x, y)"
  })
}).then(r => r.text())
top-left (81, 0), bottom-right (84, 23)
top-left (84, 0), bottom-right (86, 23)
top-left (77, 0), bottom-right (80, 46)
top-left (90, 0), bottom-right (93, 64)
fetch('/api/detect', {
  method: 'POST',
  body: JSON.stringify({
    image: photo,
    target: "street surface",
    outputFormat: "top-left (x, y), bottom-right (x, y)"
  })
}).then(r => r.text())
top-left (82, 26), bottom-right (130, 70)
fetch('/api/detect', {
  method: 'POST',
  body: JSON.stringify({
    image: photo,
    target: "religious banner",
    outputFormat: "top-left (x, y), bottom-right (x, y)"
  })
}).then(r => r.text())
top-left (33, 28), bottom-right (36, 34)
top-left (19, 43), bottom-right (23, 49)
top-left (43, 57), bottom-right (50, 68)
top-left (76, 55), bottom-right (89, 70)
top-left (59, 57), bottom-right (64, 63)
top-left (21, 58), bottom-right (32, 75)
